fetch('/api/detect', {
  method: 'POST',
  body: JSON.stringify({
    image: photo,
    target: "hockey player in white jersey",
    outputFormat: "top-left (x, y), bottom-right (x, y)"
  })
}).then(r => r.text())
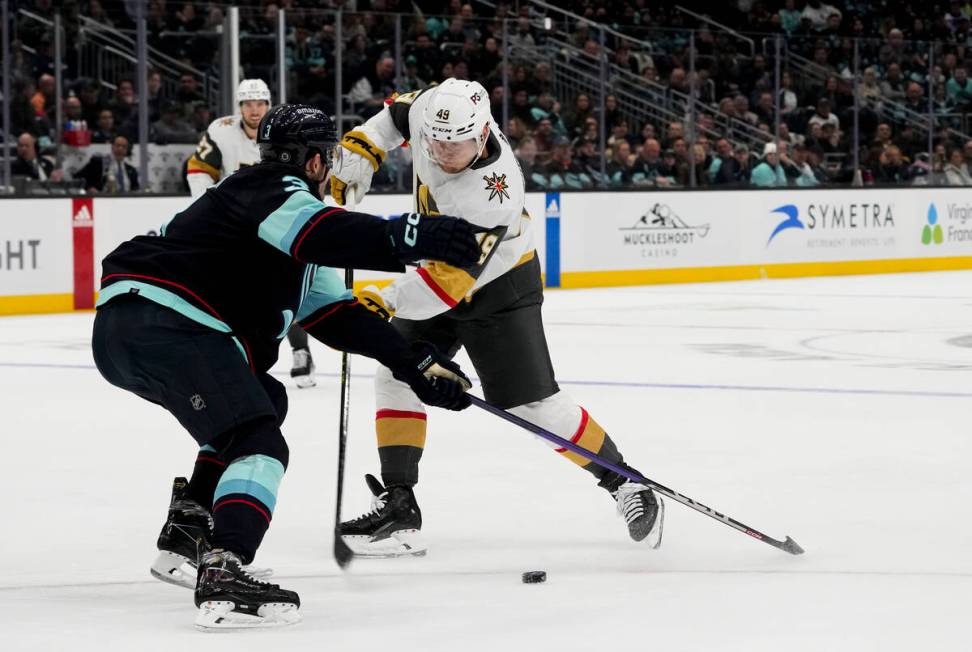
top-left (186, 79), bottom-right (317, 388)
top-left (331, 78), bottom-right (664, 557)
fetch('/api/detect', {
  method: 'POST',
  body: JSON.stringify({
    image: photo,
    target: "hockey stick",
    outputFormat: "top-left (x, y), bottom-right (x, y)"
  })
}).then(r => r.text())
top-left (333, 265), bottom-right (354, 569)
top-left (333, 185), bottom-right (362, 569)
top-left (468, 395), bottom-right (805, 555)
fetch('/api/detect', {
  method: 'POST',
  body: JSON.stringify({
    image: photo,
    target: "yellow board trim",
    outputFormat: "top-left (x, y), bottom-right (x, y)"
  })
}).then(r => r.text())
top-left (559, 256), bottom-right (972, 288)
top-left (0, 293), bottom-right (76, 316)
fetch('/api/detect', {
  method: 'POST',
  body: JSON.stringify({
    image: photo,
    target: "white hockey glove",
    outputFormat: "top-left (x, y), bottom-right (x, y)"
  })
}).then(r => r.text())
top-left (330, 130), bottom-right (385, 206)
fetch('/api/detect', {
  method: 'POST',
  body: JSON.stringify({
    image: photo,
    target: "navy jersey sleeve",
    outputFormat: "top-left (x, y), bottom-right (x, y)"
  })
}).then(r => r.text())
top-left (254, 173), bottom-right (405, 273)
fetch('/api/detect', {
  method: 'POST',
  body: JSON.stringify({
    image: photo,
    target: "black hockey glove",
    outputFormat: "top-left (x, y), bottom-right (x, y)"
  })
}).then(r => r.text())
top-left (386, 212), bottom-right (483, 268)
top-left (390, 342), bottom-right (473, 411)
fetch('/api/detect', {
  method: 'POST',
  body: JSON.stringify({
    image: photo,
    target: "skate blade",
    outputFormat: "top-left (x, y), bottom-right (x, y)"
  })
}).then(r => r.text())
top-left (341, 529), bottom-right (428, 558)
top-left (293, 374), bottom-right (316, 388)
top-left (149, 550), bottom-right (197, 590)
top-left (195, 601), bottom-right (301, 631)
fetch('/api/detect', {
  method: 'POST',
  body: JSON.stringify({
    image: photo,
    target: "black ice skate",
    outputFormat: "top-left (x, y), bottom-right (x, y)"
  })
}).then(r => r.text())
top-left (150, 477), bottom-right (213, 589)
top-left (194, 550), bottom-right (300, 630)
top-left (290, 347), bottom-right (316, 388)
top-left (600, 470), bottom-right (665, 548)
top-left (338, 474), bottom-right (427, 558)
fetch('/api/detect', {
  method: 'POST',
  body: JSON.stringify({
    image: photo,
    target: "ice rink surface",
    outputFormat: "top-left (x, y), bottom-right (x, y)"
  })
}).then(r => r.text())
top-left (2, 271), bottom-right (971, 651)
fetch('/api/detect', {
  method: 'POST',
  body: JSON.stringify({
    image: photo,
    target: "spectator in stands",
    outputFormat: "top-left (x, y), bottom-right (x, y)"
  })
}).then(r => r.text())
top-left (77, 135), bottom-right (140, 194)
top-left (683, 143), bottom-right (710, 187)
top-left (151, 100), bottom-right (198, 144)
top-left (515, 137), bottom-right (544, 190)
top-left (31, 73), bottom-right (55, 120)
top-left (802, 1), bottom-right (841, 32)
top-left (109, 79), bottom-right (137, 125)
top-left (659, 148), bottom-right (680, 185)
top-left (531, 94), bottom-right (567, 138)
top-left (899, 82), bottom-right (926, 120)
top-left (573, 136), bottom-right (606, 186)
top-left (947, 66), bottom-right (972, 109)
top-left (507, 17), bottom-right (535, 53)
top-left (395, 55), bottom-right (426, 93)
top-left (92, 109), bottom-right (117, 144)
top-left (505, 117), bottom-right (527, 150)
top-left (631, 137), bottom-right (671, 187)
top-left (608, 119), bottom-right (635, 151)
top-left (11, 132), bottom-right (61, 181)
top-left (880, 63), bottom-right (907, 102)
top-left (349, 56), bottom-right (397, 118)
top-left (175, 74), bottom-right (205, 115)
top-left (510, 88), bottom-right (534, 126)
top-left (754, 91), bottom-right (776, 126)
top-left (604, 94), bottom-right (621, 130)
top-left (146, 70), bottom-right (164, 123)
top-left (733, 95), bottom-right (758, 126)
top-left (788, 143), bottom-right (821, 186)
top-left (63, 96), bottom-right (84, 126)
top-left (563, 93), bottom-right (593, 138)
top-left (533, 117), bottom-right (556, 166)
top-left (879, 28), bottom-right (907, 68)
top-left (874, 145), bottom-right (912, 184)
top-left (607, 140), bottom-right (634, 186)
top-left (191, 104), bottom-right (213, 134)
top-left (77, 79), bottom-right (105, 126)
top-left (717, 144), bottom-right (752, 186)
top-left (808, 98), bottom-right (840, 131)
top-left (779, 0), bottom-right (802, 34)
top-left (750, 142), bottom-right (788, 187)
top-left (873, 122), bottom-right (894, 149)
top-left (859, 67), bottom-right (882, 103)
top-left (963, 139), bottom-right (972, 168)
top-left (944, 147), bottom-right (972, 185)
top-left (708, 138), bottom-right (733, 180)
top-left (543, 139), bottom-right (593, 190)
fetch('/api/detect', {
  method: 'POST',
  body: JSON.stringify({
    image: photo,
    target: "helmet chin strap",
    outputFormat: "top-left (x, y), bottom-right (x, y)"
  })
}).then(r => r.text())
top-left (460, 125), bottom-right (491, 171)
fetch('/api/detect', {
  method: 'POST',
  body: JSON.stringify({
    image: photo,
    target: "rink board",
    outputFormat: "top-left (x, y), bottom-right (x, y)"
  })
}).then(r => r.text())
top-left (1, 188), bottom-right (971, 314)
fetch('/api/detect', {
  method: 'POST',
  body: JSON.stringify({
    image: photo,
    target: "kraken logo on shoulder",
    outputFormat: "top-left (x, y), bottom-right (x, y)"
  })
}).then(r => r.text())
top-left (482, 172), bottom-right (510, 203)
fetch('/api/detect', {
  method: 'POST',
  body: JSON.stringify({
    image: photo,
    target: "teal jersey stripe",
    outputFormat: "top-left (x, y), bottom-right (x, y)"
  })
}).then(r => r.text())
top-left (296, 266), bottom-right (353, 321)
top-left (214, 454), bottom-right (285, 514)
top-left (258, 190), bottom-right (328, 254)
top-left (97, 281), bottom-right (248, 363)
top-left (199, 444), bottom-right (217, 453)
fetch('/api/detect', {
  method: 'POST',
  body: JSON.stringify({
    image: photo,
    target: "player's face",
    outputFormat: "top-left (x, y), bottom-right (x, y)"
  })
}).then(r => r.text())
top-left (429, 137), bottom-right (479, 174)
top-left (240, 100), bottom-right (269, 129)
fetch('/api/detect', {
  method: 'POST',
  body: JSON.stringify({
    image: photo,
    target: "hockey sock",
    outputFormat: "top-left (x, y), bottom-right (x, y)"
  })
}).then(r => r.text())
top-left (556, 408), bottom-right (624, 481)
top-left (188, 444), bottom-right (225, 512)
top-left (375, 408), bottom-right (427, 487)
top-left (287, 323), bottom-right (309, 350)
top-left (209, 419), bottom-right (289, 564)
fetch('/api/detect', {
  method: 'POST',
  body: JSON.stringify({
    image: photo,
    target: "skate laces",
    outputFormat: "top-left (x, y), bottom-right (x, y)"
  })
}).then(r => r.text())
top-left (350, 491), bottom-right (388, 523)
top-left (614, 482), bottom-right (651, 524)
top-left (204, 551), bottom-right (272, 586)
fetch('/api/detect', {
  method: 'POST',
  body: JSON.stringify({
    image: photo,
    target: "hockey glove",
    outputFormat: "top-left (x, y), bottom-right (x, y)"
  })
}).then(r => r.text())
top-left (387, 212), bottom-right (483, 268)
top-left (357, 285), bottom-right (394, 321)
top-left (391, 342), bottom-right (472, 411)
top-left (330, 130), bottom-right (383, 206)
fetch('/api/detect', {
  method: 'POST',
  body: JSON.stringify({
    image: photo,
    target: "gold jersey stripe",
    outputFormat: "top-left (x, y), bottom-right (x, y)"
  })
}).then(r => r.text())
top-left (187, 157), bottom-right (220, 181)
top-left (376, 417), bottom-right (428, 449)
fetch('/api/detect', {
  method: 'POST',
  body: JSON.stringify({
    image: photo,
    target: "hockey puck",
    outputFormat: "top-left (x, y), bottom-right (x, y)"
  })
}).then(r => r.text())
top-left (521, 571), bottom-right (546, 584)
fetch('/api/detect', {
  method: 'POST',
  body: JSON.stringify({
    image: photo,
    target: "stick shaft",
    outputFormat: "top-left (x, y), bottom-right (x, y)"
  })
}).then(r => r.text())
top-left (468, 395), bottom-right (803, 555)
top-left (333, 266), bottom-right (354, 567)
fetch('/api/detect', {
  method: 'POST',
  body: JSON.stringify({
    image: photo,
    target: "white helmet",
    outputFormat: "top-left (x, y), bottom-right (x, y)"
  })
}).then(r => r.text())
top-left (421, 78), bottom-right (491, 169)
top-left (237, 79), bottom-right (271, 105)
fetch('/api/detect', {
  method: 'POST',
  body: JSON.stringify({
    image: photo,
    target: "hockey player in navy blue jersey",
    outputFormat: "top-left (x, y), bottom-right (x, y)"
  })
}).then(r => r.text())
top-left (91, 104), bottom-right (482, 630)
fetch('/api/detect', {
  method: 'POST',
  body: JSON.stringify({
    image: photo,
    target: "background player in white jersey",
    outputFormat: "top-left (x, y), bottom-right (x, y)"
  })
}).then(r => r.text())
top-left (187, 79), bottom-right (317, 387)
top-left (329, 78), bottom-right (664, 557)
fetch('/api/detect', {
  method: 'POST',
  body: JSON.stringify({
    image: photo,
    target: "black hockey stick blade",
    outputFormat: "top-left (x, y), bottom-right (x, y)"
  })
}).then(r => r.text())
top-left (334, 529), bottom-right (354, 568)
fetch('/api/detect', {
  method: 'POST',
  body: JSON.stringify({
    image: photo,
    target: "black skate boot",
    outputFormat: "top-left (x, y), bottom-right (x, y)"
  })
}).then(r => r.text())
top-left (599, 469), bottom-right (665, 548)
top-left (194, 549), bottom-right (300, 630)
top-left (338, 474), bottom-right (427, 557)
top-left (290, 347), bottom-right (316, 388)
top-left (150, 477), bottom-right (213, 589)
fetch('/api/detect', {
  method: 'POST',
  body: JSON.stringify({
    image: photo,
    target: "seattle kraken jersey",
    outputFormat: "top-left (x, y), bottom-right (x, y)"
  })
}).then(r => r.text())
top-left (99, 162), bottom-right (405, 372)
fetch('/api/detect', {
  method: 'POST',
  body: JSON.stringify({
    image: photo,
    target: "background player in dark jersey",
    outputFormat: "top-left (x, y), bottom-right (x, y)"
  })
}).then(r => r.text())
top-left (91, 104), bottom-right (482, 630)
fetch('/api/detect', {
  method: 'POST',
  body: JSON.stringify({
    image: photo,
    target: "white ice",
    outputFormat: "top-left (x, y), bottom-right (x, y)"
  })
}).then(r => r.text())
top-left (2, 271), bottom-right (971, 651)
